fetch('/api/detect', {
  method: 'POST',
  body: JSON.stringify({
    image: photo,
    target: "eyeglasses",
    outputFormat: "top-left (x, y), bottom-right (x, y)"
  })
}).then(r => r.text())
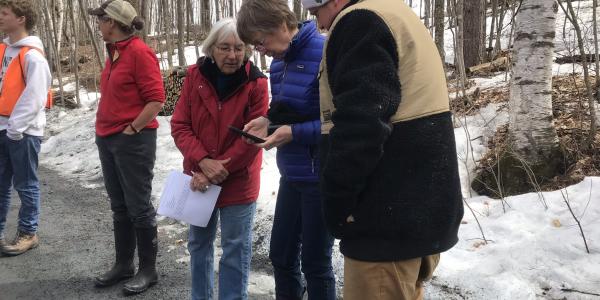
top-left (215, 44), bottom-right (245, 55)
top-left (96, 15), bottom-right (111, 24)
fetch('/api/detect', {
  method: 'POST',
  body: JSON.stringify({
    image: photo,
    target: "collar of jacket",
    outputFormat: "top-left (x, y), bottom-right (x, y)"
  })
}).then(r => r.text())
top-left (283, 21), bottom-right (318, 62)
top-left (107, 35), bottom-right (137, 52)
top-left (196, 56), bottom-right (266, 101)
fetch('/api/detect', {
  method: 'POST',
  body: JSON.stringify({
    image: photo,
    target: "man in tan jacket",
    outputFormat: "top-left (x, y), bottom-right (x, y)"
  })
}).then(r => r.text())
top-left (302, 0), bottom-right (464, 299)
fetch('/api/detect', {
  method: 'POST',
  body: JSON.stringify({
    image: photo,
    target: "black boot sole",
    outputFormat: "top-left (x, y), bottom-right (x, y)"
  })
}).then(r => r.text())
top-left (122, 279), bottom-right (158, 295)
top-left (94, 273), bottom-right (135, 288)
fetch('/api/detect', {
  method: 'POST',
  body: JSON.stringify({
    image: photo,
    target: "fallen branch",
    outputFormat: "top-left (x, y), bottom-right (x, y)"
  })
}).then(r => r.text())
top-left (554, 53), bottom-right (598, 64)
top-left (467, 57), bottom-right (509, 74)
top-left (560, 288), bottom-right (600, 297)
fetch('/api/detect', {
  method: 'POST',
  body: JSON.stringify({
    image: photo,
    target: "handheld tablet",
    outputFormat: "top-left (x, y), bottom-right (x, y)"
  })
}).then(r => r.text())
top-left (228, 126), bottom-right (266, 144)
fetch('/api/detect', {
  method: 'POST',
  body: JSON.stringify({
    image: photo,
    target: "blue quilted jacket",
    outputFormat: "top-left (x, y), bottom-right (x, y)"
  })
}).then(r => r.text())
top-left (270, 21), bottom-right (324, 182)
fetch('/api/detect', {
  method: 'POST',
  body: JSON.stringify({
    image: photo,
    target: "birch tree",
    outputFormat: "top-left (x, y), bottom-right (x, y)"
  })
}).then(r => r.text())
top-left (495, 0), bottom-right (563, 195)
top-left (52, 0), bottom-right (65, 55)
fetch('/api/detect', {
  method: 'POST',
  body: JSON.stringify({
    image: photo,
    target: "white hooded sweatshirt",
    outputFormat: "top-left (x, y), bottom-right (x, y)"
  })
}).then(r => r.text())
top-left (0, 36), bottom-right (52, 140)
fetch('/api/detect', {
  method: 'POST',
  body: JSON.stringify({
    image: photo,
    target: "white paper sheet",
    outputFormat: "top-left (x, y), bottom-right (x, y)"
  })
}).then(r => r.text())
top-left (157, 170), bottom-right (221, 227)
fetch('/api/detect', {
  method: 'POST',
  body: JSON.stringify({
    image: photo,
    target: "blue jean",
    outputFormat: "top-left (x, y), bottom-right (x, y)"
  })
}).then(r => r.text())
top-left (189, 202), bottom-right (256, 300)
top-left (0, 131), bottom-right (42, 239)
top-left (270, 179), bottom-right (336, 300)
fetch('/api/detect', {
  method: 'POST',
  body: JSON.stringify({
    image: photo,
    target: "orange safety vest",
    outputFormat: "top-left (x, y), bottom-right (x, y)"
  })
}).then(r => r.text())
top-left (0, 43), bottom-right (53, 117)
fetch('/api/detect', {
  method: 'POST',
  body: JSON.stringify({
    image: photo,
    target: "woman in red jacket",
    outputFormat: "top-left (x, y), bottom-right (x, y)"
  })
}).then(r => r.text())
top-left (89, 0), bottom-right (164, 295)
top-left (170, 18), bottom-right (269, 300)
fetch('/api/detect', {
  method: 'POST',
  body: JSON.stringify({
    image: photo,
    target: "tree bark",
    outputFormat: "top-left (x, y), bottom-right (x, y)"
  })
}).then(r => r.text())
top-left (473, 0), bottom-right (564, 197)
top-left (507, 0), bottom-right (562, 184)
top-left (67, 0), bottom-right (80, 106)
top-left (177, 0), bottom-right (187, 66)
top-left (77, 0), bottom-right (104, 69)
top-left (424, 0), bottom-right (431, 29)
top-left (140, 0), bottom-right (149, 41)
top-left (214, 0), bottom-right (221, 21)
top-left (463, 0), bottom-right (483, 68)
top-left (53, 0), bottom-right (65, 55)
top-left (434, 0), bottom-right (445, 61)
top-left (201, 0), bottom-right (211, 37)
top-left (162, 0), bottom-right (174, 68)
top-left (592, 0), bottom-right (600, 120)
top-left (454, 0), bottom-right (467, 98)
top-left (293, 0), bottom-right (302, 21)
top-left (45, 0), bottom-right (65, 106)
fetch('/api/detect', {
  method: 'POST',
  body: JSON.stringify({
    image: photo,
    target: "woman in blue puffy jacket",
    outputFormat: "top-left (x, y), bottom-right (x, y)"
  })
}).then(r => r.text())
top-left (237, 1), bottom-right (336, 299)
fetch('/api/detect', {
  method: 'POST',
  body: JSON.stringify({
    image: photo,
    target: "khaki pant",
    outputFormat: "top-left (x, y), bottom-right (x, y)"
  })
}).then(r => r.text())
top-left (343, 254), bottom-right (440, 300)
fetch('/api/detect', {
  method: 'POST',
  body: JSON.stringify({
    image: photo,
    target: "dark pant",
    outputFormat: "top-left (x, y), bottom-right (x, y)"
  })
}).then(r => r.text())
top-left (270, 179), bottom-right (336, 300)
top-left (0, 131), bottom-right (41, 238)
top-left (95, 130), bottom-right (157, 228)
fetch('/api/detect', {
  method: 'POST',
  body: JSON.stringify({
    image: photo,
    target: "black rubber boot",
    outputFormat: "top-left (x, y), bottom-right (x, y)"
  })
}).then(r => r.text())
top-left (94, 220), bottom-right (136, 287)
top-left (123, 226), bottom-right (158, 295)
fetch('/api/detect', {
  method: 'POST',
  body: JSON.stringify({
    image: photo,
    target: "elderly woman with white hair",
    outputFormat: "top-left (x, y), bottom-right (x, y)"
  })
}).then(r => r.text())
top-left (170, 18), bottom-right (269, 300)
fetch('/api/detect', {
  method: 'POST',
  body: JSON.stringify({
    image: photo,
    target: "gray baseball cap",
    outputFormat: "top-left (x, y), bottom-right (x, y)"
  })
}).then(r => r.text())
top-left (88, 0), bottom-right (137, 26)
top-left (301, 0), bottom-right (330, 9)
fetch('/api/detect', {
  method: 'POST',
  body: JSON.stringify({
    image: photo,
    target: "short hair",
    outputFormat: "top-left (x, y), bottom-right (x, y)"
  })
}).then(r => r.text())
top-left (236, 0), bottom-right (297, 45)
top-left (203, 18), bottom-right (252, 60)
top-left (0, 0), bottom-right (36, 31)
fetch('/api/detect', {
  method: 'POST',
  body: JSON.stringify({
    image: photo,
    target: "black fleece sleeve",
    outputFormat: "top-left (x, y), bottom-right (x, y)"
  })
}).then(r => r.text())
top-left (321, 9), bottom-right (401, 227)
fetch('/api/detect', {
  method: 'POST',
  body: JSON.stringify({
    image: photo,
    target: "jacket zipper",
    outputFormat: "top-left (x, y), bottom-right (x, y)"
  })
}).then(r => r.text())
top-left (309, 145), bottom-right (315, 174)
top-left (204, 76), bottom-right (250, 153)
top-left (279, 62), bottom-right (317, 174)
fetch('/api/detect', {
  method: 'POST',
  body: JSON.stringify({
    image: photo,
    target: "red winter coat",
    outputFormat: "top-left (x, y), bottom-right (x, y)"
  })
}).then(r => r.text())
top-left (171, 58), bottom-right (269, 208)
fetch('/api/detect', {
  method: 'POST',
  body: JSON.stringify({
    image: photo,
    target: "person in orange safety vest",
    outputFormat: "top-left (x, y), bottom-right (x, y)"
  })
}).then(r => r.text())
top-left (0, 0), bottom-right (52, 257)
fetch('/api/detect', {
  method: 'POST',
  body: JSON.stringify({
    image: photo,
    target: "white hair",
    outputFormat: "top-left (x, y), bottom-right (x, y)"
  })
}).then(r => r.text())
top-left (203, 18), bottom-right (252, 60)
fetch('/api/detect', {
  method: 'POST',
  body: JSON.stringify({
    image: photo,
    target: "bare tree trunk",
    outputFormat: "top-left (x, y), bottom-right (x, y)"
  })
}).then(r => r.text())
top-left (424, 0), bottom-right (431, 29)
top-left (67, 0), bottom-right (80, 106)
top-left (454, 0), bottom-right (467, 98)
top-left (186, 0), bottom-right (193, 44)
top-left (480, 0), bottom-right (487, 61)
top-left (177, 0), bottom-right (187, 66)
top-left (593, 0), bottom-right (600, 105)
top-left (488, 0), bottom-right (497, 58)
top-left (53, 0), bottom-right (65, 55)
top-left (162, 0), bottom-right (174, 68)
top-left (77, 0), bottom-right (104, 69)
top-left (494, 0), bottom-right (507, 57)
top-left (140, 0), bottom-right (149, 41)
top-left (508, 0), bottom-right (561, 178)
top-left (434, 0), bottom-right (445, 61)
top-left (260, 53), bottom-right (267, 71)
top-left (45, 0), bottom-right (65, 106)
top-left (201, 0), bottom-right (211, 37)
top-left (463, 0), bottom-right (483, 68)
top-left (293, 0), bottom-right (302, 21)
top-left (214, 0), bottom-right (221, 21)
